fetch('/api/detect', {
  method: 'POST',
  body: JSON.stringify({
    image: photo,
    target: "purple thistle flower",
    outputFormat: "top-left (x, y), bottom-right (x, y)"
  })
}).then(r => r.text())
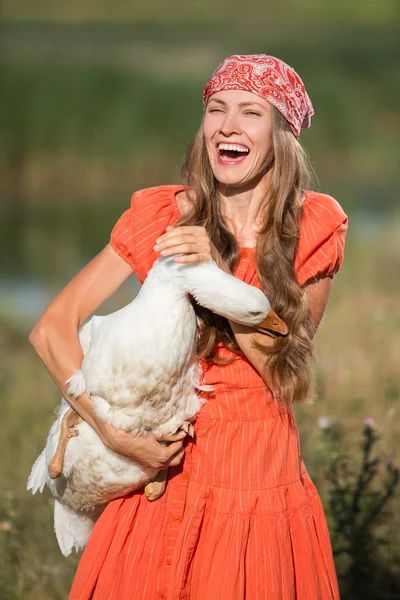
top-left (318, 416), bottom-right (332, 430)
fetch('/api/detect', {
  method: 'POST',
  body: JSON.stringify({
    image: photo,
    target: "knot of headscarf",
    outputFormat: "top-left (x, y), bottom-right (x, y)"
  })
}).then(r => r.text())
top-left (203, 54), bottom-right (314, 139)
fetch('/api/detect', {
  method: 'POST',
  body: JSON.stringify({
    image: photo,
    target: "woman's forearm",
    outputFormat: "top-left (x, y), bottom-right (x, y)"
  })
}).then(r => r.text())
top-left (229, 321), bottom-right (274, 381)
top-left (29, 321), bottom-right (109, 442)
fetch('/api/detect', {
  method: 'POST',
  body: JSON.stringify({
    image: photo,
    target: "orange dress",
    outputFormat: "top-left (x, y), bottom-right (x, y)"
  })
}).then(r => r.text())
top-left (70, 185), bottom-right (348, 600)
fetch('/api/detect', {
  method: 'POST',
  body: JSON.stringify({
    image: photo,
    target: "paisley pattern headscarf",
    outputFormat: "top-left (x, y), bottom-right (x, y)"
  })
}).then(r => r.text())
top-left (203, 54), bottom-right (314, 138)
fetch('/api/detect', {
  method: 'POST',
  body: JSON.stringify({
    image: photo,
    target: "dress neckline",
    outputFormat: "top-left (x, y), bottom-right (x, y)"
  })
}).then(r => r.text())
top-left (171, 185), bottom-right (256, 251)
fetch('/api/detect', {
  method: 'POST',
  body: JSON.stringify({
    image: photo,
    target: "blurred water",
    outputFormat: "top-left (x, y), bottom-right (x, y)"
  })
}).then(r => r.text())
top-left (352, 209), bottom-right (390, 238)
top-left (0, 274), bottom-right (140, 328)
top-left (0, 279), bottom-right (52, 324)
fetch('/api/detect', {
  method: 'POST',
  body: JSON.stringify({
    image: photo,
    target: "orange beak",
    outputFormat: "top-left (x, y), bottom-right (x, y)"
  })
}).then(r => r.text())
top-left (255, 308), bottom-right (289, 337)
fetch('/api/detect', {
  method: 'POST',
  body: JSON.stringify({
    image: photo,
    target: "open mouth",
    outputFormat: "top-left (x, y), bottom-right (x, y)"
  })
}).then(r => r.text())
top-left (217, 143), bottom-right (250, 164)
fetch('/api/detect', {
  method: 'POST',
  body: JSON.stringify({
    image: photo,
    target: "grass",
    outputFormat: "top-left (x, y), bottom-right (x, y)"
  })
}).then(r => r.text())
top-left (0, 325), bottom-right (80, 598)
top-left (0, 215), bottom-right (399, 598)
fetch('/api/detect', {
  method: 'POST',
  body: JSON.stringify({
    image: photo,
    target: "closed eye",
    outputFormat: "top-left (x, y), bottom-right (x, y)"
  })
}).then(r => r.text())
top-left (245, 111), bottom-right (261, 116)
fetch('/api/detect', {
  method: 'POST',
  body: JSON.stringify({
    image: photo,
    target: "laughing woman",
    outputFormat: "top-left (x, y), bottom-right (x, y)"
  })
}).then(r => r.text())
top-left (30, 55), bottom-right (347, 599)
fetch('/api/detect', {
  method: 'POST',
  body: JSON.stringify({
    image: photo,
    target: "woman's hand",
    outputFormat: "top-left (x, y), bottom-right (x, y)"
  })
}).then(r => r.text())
top-left (101, 423), bottom-right (187, 470)
top-left (154, 226), bottom-right (230, 273)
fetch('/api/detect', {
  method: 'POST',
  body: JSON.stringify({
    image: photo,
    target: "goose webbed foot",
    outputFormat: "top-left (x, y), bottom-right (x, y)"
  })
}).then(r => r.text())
top-left (48, 408), bottom-right (82, 479)
top-left (144, 469), bottom-right (168, 501)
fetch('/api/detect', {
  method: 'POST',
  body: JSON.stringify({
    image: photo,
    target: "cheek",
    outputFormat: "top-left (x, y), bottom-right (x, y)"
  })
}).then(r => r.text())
top-left (250, 124), bottom-right (273, 158)
top-left (202, 114), bottom-right (215, 142)
top-left (202, 123), bottom-right (217, 161)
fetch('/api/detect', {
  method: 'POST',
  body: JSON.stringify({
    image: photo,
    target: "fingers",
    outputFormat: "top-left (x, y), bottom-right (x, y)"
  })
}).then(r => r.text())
top-left (161, 439), bottom-right (185, 458)
top-left (173, 254), bottom-right (211, 264)
top-left (156, 241), bottom-right (212, 262)
top-left (154, 227), bottom-right (211, 257)
top-left (162, 225), bottom-right (204, 237)
top-left (167, 449), bottom-right (185, 467)
top-left (160, 242), bottom-right (209, 257)
top-left (105, 428), bottom-right (188, 471)
top-left (156, 431), bottom-right (187, 443)
top-left (154, 226), bottom-right (226, 267)
top-left (158, 444), bottom-right (185, 470)
top-left (155, 227), bottom-right (205, 248)
top-left (155, 238), bottom-right (210, 255)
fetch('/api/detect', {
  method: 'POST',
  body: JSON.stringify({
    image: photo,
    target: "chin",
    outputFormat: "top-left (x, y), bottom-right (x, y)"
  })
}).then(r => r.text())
top-left (212, 168), bottom-right (263, 190)
top-left (210, 165), bottom-right (244, 185)
top-left (215, 175), bottom-right (244, 187)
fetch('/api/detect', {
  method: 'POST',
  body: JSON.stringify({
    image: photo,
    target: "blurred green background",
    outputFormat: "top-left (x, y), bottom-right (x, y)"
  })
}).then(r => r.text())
top-left (1, 2), bottom-right (399, 598)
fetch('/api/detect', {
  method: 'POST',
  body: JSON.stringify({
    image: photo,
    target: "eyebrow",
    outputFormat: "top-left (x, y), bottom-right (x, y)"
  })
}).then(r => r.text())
top-left (208, 98), bottom-right (266, 109)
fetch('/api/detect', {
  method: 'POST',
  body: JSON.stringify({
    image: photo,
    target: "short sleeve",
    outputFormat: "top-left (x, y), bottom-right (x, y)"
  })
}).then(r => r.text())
top-left (295, 191), bottom-right (348, 286)
top-left (110, 185), bottom-right (182, 283)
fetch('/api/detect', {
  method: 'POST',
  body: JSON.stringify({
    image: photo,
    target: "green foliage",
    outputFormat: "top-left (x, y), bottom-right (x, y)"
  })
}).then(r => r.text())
top-left (317, 421), bottom-right (400, 599)
top-left (0, 64), bottom-right (201, 158)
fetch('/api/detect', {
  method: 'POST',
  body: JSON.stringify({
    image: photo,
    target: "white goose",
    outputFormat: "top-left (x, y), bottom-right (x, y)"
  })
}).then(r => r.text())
top-left (27, 256), bottom-right (287, 556)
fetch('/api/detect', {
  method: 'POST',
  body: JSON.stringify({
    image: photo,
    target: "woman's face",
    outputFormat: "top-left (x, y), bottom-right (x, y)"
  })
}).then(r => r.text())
top-left (203, 89), bottom-right (273, 188)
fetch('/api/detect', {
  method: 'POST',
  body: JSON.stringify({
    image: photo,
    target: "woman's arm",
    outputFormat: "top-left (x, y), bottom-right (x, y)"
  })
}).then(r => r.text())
top-left (29, 244), bottom-right (186, 469)
top-left (229, 278), bottom-right (332, 377)
top-left (30, 245), bottom-right (133, 434)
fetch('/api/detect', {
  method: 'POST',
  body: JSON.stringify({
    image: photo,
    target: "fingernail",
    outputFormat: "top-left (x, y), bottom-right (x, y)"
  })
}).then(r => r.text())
top-left (161, 250), bottom-right (167, 255)
top-left (156, 237), bottom-right (162, 243)
top-left (154, 244), bottom-right (159, 251)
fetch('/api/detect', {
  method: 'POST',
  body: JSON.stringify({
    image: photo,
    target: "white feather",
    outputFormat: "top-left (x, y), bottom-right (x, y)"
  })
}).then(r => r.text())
top-left (54, 500), bottom-right (99, 557)
top-left (27, 449), bottom-right (47, 494)
top-left (66, 370), bottom-right (86, 398)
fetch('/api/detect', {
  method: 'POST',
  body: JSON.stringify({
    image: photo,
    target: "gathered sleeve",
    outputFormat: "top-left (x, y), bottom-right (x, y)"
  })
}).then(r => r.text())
top-left (110, 185), bottom-right (182, 283)
top-left (295, 191), bottom-right (348, 286)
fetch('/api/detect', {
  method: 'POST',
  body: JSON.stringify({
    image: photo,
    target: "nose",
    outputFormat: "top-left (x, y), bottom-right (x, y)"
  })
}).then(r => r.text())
top-left (219, 110), bottom-right (241, 137)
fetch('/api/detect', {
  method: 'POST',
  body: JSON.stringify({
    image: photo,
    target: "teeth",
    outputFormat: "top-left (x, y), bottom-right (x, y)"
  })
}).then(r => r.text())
top-left (218, 143), bottom-right (249, 153)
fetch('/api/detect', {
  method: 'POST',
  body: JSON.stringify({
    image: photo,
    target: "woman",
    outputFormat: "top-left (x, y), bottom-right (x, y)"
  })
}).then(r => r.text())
top-left (30, 55), bottom-right (348, 599)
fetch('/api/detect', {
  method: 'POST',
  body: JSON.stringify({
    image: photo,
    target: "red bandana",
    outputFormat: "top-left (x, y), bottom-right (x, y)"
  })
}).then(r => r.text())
top-left (203, 54), bottom-right (314, 138)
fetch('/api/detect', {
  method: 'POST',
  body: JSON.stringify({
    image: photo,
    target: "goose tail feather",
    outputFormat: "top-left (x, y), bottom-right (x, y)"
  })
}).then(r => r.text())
top-left (54, 500), bottom-right (97, 556)
top-left (27, 449), bottom-right (48, 494)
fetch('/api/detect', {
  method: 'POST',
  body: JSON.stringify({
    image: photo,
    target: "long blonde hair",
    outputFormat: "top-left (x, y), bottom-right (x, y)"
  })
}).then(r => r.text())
top-left (178, 108), bottom-right (315, 405)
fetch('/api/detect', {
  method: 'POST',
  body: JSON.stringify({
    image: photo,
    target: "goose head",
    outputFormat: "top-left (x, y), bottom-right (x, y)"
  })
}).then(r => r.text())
top-left (172, 258), bottom-right (289, 337)
top-left (208, 281), bottom-right (288, 337)
top-left (252, 307), bottom-right (289, 337)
